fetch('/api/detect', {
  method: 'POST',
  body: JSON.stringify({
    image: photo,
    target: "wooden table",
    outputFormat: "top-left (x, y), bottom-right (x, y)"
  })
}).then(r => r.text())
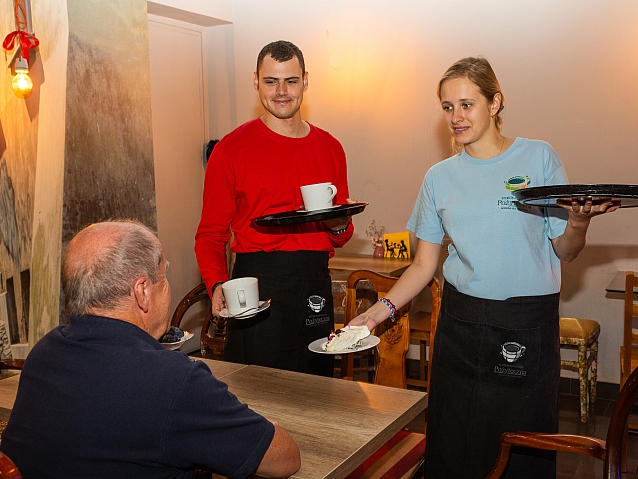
top-left (329, 253), bottom-right (413, 281)
top-left (200, 359), bottom-right (427, 479)
top-left (0, 373), bottom-right (19, 411)
top-left (0, 360), bottom-right (426, 479)
top-left (606, 271), bottom-right (638, 294)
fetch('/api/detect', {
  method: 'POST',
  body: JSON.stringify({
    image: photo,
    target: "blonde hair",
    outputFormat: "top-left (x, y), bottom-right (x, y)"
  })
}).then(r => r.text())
top-left (437, 57), bottom-right (505, 154)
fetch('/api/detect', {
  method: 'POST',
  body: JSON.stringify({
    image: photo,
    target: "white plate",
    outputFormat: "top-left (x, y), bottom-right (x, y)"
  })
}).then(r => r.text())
top-left (307, 335), bottom-right (380, 355)
top-left (220, 300), bottom-right (271, 319)
top-left (161, 332), bottom-right (194, 350)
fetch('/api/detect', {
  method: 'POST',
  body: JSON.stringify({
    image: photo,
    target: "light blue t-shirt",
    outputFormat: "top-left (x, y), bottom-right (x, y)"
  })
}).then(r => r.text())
top-left (407, 138), bottom-right (569, 300)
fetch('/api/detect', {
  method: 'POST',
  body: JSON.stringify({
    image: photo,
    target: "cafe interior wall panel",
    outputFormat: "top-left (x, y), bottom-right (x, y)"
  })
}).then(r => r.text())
top-left (28, 0), bottom-right (68, 347)
top-left (0, 0), bottom-right (42, 348)
top-left (62, 0), bottom-right (157, 245)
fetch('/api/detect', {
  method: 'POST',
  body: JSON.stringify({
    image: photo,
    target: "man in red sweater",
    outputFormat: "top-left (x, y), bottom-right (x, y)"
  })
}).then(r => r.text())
top-left (195, 41), bottom-right (353, 376)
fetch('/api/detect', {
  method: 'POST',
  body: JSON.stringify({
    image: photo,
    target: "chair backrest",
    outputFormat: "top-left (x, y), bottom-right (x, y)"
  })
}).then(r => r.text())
top-left (342, 270), bottom-right (412, 389)
top-left (621, 271), bottom-right (638, 388)
top-left (605, 362), bottom-right (638, 477)
top-left (171, 283), bottom-right (226, 359)
top-left (425, 276), bottom-right (442, 393)
top-left (171, 283), bottom-right (210, 328)
top-left (0, 452), bottom-right (21, 479)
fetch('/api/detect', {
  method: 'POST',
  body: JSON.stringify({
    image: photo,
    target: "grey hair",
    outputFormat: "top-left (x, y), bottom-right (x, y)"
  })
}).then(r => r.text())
top-left (62, 220), bottom-right (163, 315)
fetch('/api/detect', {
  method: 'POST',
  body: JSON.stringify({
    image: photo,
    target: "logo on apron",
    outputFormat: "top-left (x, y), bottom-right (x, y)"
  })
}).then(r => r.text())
top-left (308, 295), bottom-right (326, 313)
top-left (501, 341), bottom-right (526, 363)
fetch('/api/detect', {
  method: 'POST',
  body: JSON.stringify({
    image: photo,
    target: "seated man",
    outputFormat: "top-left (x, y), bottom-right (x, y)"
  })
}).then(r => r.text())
top-left (0, 220), bottom-right (300, 479)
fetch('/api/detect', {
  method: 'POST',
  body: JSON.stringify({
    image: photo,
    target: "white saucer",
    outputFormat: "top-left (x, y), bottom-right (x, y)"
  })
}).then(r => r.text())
top-left (161, 332), bottom-right (194, 350)
top-left (220, 300), bottom-right (271, 319)
top-left (295, 205), bottom-right (339, 214)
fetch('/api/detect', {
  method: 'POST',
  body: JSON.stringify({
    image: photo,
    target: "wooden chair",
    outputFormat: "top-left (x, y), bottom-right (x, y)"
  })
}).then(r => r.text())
top-left (407, 278), bottom-right (442, 391)
top-left (341, 270), bottom-right (426, 479)
top-left (621, 271), bottom-right (638, 389)
top-left (0, 360), bottom-right (24, 371)
top-left (485, 362), bottom-right (638, 479)
top-left (0, 452), bottom-right (21, 479)
top-left (621, 271), bottom-right (638, 470)
top-left (559, 317), bottom-right (600, 423)
top-left (171, 283), bottom-right (226, 359)
top-left (171, 285), bottom-right (224, 479)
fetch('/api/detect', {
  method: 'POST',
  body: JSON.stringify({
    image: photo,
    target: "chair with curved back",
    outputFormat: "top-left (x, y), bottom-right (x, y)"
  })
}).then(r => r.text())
top-left (0, 452), bottom-right (21, 479)
top-left (484, 362), bottom-right (638, 479)
top-left (406, 279), bottom-right (442, 391)
top-left (620, 270), bottom-right (638, 470)
top-left (341, 270), bottom-right (439, 479)
top-left (171, 283), bottom-right (226, 360)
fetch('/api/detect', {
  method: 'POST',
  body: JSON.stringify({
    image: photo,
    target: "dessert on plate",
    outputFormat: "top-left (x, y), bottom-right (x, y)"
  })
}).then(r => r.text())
top-left (322, 325), bottom-right (370, 352)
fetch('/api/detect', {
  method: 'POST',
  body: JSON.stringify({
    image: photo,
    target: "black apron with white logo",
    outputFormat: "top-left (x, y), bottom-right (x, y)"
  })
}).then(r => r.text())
top-left (424, 283), bottom-right (560, 479)
top-left (223, 251), bottom-right (334, 377)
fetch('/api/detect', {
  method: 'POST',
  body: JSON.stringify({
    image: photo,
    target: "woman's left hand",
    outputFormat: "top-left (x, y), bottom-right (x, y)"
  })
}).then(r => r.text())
top-left (556, 197), bottom-right (621, 221)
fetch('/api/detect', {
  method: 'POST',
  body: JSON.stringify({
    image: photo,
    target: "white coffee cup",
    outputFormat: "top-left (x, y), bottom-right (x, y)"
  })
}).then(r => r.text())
top-left (300, 182), bottom-right (337, 211)
top-left (222, 277), bottom-right (259, 316)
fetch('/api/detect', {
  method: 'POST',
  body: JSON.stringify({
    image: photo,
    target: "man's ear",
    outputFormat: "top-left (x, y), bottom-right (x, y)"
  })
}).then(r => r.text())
top-left (132, 277), bottom-right (151, 313)
top-left (303, 71), bottom-right (308, 91)
top-left (254, 71), bottom-right (259, 92)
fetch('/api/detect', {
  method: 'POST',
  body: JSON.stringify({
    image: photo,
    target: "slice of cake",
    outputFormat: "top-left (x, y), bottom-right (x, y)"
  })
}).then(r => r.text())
top-left (322, 325), bottom-right (370, 352)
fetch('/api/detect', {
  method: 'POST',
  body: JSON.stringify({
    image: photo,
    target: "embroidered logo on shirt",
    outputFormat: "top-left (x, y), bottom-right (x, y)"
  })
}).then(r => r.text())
top-left (307, 295), bottom-right (326, 313)
top-left (504, 176), bottom-right (531, 191)
top-left (501, 341), bottom-right (526, 363)
top-left (499, 176), bottom-right (531, 210)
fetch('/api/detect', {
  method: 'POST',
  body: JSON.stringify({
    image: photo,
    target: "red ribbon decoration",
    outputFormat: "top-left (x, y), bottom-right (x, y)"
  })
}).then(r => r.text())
top-left (3, 30), bottom-right (39, 63)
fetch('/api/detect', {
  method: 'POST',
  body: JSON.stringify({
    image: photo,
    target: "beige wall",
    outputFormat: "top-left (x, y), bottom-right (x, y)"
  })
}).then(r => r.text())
top-left (205, 0), bottom-right (638, 384)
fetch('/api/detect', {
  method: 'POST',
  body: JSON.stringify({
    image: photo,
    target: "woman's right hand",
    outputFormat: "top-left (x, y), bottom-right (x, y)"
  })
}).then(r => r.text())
top-left (211, 286), bottom-right (227, 316)
top-left (348, 301), bottom-right (390, 331)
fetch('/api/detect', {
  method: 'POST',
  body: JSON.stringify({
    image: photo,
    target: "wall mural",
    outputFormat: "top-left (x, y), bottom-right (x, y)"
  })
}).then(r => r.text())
top-left (63, 0), bottom-right (157, 243)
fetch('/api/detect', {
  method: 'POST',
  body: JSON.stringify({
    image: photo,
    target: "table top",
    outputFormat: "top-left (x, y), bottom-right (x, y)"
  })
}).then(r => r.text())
top-left (329, 253), bottom-right (413, 280)
top-left (0, 373), bottom-right (19, 410)
top-left (0, 359), bottom-right (426, 479)
top-left (199, 361), bottom-right (427, 479)
top-left (606, 271), bottom-right (638, 294)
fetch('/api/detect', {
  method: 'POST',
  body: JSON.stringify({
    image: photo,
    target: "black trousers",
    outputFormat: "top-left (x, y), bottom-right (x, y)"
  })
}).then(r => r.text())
top-left (223, 250), bottom-right (334, 377)
top-left (424, 283), bottom-right (560, 479)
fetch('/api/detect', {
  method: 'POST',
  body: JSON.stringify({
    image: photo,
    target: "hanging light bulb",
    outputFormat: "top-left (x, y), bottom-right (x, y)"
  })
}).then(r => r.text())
top-left (12, 56), bottom-right (33, 97)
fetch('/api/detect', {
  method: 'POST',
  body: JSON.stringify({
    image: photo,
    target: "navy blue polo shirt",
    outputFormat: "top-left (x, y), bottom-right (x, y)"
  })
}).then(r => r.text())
top-left (1, 315), bottom-right (274, 479)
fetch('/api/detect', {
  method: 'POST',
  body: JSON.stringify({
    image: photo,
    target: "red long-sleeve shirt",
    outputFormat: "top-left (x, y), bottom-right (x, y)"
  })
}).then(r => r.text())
top-left (195, 119), bottom-right (354, 294)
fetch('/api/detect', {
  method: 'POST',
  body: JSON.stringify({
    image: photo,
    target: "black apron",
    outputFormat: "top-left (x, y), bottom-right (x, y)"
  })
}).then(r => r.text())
top-left (424, 283), bottom-right (560, 479)
top-left (223, 251), bottom-right (334, 377)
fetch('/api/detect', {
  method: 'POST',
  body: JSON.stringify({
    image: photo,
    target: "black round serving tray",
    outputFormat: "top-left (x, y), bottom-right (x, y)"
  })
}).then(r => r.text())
top-left (252, 202), bottom-right (368, 227)
top-left (513, 184), bottom-right (638, 208)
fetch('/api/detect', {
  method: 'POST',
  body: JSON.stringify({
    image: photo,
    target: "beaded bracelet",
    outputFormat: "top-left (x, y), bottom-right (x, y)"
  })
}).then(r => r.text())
top-left (378, 297), bottom-right (397, 322)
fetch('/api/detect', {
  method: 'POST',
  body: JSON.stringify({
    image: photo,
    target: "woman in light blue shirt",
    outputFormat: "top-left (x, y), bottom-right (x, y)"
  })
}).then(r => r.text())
top-left (350, 57), bottom-right (618, 479)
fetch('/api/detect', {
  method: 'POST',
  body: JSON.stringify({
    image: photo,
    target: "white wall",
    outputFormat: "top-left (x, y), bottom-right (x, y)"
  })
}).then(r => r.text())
top-left (206, 0), bottom-right (638, 384)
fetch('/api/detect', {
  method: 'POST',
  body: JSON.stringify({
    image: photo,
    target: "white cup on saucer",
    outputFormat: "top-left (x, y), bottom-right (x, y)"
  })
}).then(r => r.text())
top-left (222, 277), bottom-right (259, 316)
top-left (300, 182), bottom-right (337, 211)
